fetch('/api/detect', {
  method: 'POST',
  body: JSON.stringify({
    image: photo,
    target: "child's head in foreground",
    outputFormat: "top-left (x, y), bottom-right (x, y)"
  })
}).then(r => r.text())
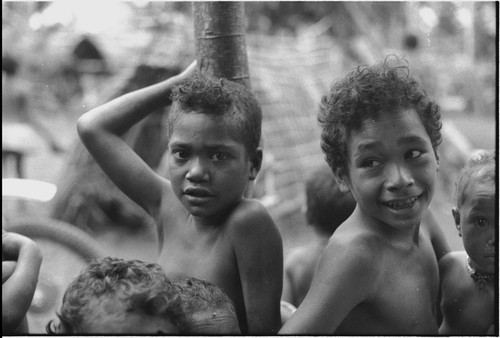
top-left (47, 257), bottom-right (184, 334)
top-left (165, 73), bottom-right (263, 218)
top-left (318, 55), bottom-right (442, 228)
top-left (305, 164), bottom-right (356, 236)
top-left (452, 150), bottom-right (496, 274)
top-left (173, 277), bottom-right (240, 334)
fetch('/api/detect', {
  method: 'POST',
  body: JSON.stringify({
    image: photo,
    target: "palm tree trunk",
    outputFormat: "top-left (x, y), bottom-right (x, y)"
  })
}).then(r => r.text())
top-left (193, 2), bottom-right (251, 88)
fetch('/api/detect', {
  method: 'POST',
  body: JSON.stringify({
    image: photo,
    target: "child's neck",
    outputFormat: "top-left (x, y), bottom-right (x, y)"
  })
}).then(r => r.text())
top-left (356, 208), bottom-right (422, 246)
top-left (190, 213), bottom-right (227, 229)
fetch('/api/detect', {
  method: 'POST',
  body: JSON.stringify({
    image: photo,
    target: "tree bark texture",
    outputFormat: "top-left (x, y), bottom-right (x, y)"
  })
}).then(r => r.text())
top-left (193, 2), bottom-right (251, 88)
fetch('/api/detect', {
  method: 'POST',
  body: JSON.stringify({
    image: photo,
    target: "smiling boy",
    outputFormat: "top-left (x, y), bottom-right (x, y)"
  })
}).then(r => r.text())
top-left (280, 56), bottom-right (443, 334)
top-left (77, 63), bottom-right (283, 334)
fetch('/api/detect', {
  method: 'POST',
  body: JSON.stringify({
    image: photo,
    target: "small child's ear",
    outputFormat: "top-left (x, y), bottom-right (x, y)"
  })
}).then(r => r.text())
top-left (249, 148), bottom-right (263, 181)
top-left (334, 166), bottom-right (351, 193)
top-left (451, 207), bottom-right (461, 235)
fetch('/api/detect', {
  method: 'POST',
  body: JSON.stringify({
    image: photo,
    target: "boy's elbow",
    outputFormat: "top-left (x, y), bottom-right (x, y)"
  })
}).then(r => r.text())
top-left (77, 114), bottom-right (97, 141)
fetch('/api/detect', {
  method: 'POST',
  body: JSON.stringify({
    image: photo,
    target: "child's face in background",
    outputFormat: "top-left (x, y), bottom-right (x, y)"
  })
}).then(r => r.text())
top-left (454, 179), bottom-right (496, 274)
top-left (167, 112), bottom-right (260, 220)
top-left (338, 109), bottom-right (438, 230)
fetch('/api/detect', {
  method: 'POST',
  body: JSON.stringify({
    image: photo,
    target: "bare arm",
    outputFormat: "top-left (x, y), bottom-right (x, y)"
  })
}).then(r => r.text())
top-left (233, 201), bottom-right (283, 334)
top-left (279, 236), bottom-right (377, 334)
top-left (77, 62), bottom-right (197, 213)
top-left (2, 230), bottom-right (42, 334)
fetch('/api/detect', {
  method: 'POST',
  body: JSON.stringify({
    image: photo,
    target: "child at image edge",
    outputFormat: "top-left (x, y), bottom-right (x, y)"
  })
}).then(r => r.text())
top-left (439, 151), bottom-right (496, 335)
top-left (77, 62), bottom-right (283, 334)
top-left (280, 56), bottom-right (443, 334)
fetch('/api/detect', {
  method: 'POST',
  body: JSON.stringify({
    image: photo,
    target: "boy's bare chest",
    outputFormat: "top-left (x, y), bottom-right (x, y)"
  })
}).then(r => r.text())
top-left (340, 244), bottom-right (439, 334)
top-left (157, 226), bottom-right (238, 289)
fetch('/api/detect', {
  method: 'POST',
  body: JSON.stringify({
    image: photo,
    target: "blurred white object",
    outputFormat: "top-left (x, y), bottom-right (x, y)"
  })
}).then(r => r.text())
top-left (280, 300), bottom-right (297, 326)
top-left (2, 179), bottom-right (57, 202)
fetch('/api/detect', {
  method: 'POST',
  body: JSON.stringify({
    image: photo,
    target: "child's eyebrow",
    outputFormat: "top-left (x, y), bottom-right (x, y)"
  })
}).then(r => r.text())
top-left (169, 141), bottom-right (237, 152)
top-left (397, 135), bottom-right (430, 146)
top-left (353, 141), bottom-right (382, 157)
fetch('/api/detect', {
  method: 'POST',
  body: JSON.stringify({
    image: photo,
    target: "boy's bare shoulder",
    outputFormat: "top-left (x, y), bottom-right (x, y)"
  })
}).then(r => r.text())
top-left (328, 222), bottom-right (385, 257)
top-left (226, 199), bottom-right (280, 240)
top-left (322, 226), bottom-right (385, 279)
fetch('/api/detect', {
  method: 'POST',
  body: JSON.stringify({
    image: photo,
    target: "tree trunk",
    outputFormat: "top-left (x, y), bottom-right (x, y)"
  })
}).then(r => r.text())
top-left (193, 2), bottom-right (251, 88)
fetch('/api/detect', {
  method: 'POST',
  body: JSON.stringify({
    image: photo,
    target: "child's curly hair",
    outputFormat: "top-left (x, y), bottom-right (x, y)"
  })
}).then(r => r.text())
top-left (47, 256), bottom-right (185, 334)
top-left (172, 277), bottom-right (238, 333)
top-left (454, 150), bottom-right (496, 207)
top-left (168, 72), bottom-right (262, 155)
top-left (173, 277), bottom-right (236, 315)
top-left (318, 55), bottom-right (442, 171)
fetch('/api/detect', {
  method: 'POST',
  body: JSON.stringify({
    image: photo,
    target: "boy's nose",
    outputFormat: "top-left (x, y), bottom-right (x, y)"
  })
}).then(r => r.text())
top-left (487, 231), bottom-right (496, 247)
top-left (384, 164), bottom-right (414, 191)
top-left (186, 158), bottom-right (209, 182)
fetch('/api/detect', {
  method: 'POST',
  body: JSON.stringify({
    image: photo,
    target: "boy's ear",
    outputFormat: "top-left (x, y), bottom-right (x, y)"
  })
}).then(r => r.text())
top-left (334, 166), bottom-right (351, 193)
top-left (249, 148), bottom-right (263, 181)
top-left (451, 207), bottom-right (461, 234)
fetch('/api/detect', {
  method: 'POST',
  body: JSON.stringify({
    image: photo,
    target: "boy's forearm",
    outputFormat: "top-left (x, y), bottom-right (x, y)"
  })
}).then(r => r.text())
top-left (78, 76), bottom-right (180, 136)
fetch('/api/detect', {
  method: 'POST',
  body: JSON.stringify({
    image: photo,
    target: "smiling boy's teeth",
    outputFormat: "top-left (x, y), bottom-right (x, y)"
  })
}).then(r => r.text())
top-left (387, 196), bottom-right (418, 208)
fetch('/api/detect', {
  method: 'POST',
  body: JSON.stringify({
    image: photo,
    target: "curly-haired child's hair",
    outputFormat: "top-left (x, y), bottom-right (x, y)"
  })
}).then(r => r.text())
top-left (47, 256), bottom-right (185, 334)
top-left (305, 164), bottom-right (356, 236)
top-left (454, 150), bottom-right (496, 207)
top-left (172, 277), bottom-right (238, 332)
top-left (318, 55), bottom-right (442, 171)
top-left (168, 72), bottom-right (262, 155)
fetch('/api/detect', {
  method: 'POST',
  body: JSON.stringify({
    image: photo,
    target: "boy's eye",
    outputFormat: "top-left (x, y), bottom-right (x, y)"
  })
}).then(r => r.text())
top-left (211, 152), bottom-right (229, 161)
top-left (362, 159), bottom-right (382, 168)
top-left (172, 150), bottom-right (190, 160)
top-left (474, 218), bottom-right (488, 228)
top-left (405, 150), bottom-right (423, 160)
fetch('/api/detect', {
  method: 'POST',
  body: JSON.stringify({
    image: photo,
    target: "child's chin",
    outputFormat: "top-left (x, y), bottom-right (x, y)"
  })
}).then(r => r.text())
top-left (382, 210), bottom-right (425, 229)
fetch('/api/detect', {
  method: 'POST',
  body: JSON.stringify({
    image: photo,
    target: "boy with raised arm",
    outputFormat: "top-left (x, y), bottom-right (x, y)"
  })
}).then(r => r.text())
top-left (280, 56), bottom-right (443, 334)
top-left (77, 63), bottom-right (283, 334)
top-left (439, 151), bottom-right (496, 335)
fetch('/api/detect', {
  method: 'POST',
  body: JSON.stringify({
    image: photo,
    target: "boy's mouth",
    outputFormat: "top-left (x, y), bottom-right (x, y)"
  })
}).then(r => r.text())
top-left (384, 195), bottom-right (419, 210)
top-left (184, 186), bottom-right (213, 198)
